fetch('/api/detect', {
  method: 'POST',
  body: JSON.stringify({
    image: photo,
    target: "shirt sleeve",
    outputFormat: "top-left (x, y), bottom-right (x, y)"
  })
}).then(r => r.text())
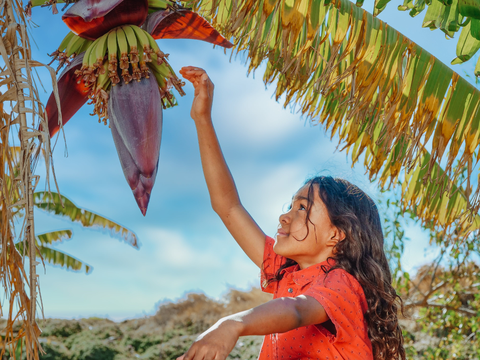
top-left (303, 269), bottom-right (368, 344)
top-left (260, 236), bottom-right (286, 294)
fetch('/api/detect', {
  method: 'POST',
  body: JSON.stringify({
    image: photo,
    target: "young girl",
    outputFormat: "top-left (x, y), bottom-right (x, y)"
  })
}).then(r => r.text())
top-left (177, 66), bottom-right (405, 360)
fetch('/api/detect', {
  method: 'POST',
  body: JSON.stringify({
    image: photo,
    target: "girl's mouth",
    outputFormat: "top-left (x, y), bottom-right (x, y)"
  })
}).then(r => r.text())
top-left (277, 229), bottom-right (288, 237)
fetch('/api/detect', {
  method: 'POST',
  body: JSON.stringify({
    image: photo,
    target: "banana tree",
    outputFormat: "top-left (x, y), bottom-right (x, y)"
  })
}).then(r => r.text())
top-left (28, 0), bottom-right (232, 215)
top-left (183, 0), bottom-right (480, 239)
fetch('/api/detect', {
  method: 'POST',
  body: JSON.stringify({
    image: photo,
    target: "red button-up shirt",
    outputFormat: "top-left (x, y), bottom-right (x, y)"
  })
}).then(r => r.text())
top-left (258, 236), bottom-right (373, 360)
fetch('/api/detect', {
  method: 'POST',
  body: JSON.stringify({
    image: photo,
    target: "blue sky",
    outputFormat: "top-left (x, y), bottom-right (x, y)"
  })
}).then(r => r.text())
top-left (26, 1), bottom-right (477, 321)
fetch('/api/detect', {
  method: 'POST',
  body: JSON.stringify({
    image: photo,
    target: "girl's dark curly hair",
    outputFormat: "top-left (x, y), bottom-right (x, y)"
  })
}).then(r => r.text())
top-left (266, 176), bottom-right (405, 360)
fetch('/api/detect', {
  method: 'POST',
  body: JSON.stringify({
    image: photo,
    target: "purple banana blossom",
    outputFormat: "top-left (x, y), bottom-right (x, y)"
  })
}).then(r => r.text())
top-left (108, 75), bottom-right (163, 216)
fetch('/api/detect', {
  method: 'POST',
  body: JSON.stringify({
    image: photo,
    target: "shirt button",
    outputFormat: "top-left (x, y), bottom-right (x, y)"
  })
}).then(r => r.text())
top-left (288, 288), bottom-right (293, 293)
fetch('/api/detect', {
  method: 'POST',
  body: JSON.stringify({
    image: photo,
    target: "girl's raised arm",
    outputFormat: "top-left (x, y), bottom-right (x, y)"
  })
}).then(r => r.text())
top-left (179, 66), bottom-right (266, 268)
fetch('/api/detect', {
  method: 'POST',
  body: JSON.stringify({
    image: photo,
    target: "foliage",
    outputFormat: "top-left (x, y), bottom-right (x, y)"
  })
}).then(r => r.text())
top-left (186, 0), bottom-right (480, 240)
top-left (366, 0), bottom-right (480, 75)
top-left (70, 341), bottom-right (118, 360)
top-left (34, 192), bottom-right (138, 248)
top-left (380, 187), bottom-right (480, 359)
top-left (17, 191), bottom-right (139, 274)
top-left (40, 320), bottom-right (82, 338)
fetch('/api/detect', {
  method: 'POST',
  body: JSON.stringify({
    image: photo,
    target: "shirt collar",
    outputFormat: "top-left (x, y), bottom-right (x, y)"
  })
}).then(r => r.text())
top-left (280, 258), bottom-right (335, 286)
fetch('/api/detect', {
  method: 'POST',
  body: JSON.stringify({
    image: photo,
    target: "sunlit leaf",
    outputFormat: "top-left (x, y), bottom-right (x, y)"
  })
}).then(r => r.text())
top-left (34, 192), bottom-right (139, 248)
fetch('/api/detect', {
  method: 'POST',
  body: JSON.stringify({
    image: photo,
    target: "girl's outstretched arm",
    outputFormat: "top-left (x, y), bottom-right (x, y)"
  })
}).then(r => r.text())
top-left (177, 295), bottom-right (328, 360)
top-left (179, 66), bottom-right (266, 268)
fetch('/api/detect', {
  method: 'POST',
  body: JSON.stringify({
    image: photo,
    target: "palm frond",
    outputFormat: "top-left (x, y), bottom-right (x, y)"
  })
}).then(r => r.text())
top-left (187, 0), bottom-right (480, 237)
top-left (15, 241), bottom-right (92, 274)
top-left (36, 229), bottom-right (73, 245)
top-left (34, 192), bottom-right (139, 248)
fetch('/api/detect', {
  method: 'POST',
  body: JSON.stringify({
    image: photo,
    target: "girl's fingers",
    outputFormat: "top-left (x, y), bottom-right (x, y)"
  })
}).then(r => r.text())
top-left (180, 66), bottom-right (206, 73)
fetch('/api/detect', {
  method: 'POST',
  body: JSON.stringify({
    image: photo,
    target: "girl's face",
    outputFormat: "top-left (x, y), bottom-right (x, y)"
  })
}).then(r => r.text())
top-left (274, 184), bottom-right (342, 268)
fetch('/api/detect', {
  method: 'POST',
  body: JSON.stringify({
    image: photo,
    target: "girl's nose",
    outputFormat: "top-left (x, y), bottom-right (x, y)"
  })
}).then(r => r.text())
top-left (279, 212), bottom-right (290, 224)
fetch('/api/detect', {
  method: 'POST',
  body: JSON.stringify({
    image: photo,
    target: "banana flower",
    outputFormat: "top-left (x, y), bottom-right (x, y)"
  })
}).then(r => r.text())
top-left (29, 0), bottom-right (232, 215)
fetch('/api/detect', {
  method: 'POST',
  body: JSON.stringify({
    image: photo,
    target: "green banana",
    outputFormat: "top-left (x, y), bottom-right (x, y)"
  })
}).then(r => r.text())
top-left (78, 39), bottom-right (94, 55)
top-left (94, 32), bottom-right (109, 69)
top-left (116, 27), bottom-right (129, 67)
top-left (144, 30), bottom-right (167, 64)
top-left (137, 38), bottom-right (150, 79)
top-left (148, 64), bottom-right (171, 108)
top-left (86, 37), bottom-right (100, 68)
top-left (131, 25), bottom-right (153, 61)
top-left (93, 59), bottom-right (112, 124)
top-left (80, 42), bottom-right (95, 69)
top-left (107, 30), bottom-right (120, 85)
top-left (115, 27), bottom-right (132, 83)
top-left (77, 39), bottom-right (99, 85)
top-left (57, 32), bottom-right (75, 53)
top-left (122, 25), bottom-right (140, 64)
top-left (65, 35), bottom-right (86, 57)
top-left (149, 60), bottom-right (172, 79)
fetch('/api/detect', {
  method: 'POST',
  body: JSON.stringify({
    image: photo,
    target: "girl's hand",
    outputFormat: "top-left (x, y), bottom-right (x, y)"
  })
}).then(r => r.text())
top-left (179, 66), bottom-right (214, 122)
top-left (177, 319), bottom-right (242, 360)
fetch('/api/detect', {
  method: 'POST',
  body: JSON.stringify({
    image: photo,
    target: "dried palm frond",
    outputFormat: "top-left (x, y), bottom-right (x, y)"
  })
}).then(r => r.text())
top-left (187, 0), bottom-right (480, 238)
top-left (0, 0), bottom-right (61, 358)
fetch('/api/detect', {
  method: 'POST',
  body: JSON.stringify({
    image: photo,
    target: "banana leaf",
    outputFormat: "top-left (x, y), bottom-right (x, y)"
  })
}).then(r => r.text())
top-left (36, 230), bottom-right (73, 245)
top-left (187, 0), bottom-right (480, 237)
top-left (15, 240), bottom-right (92, 274)
top-left (369, 0), bottom-right (480, 71)
top-left (34, 191), bottom-right (139, 248)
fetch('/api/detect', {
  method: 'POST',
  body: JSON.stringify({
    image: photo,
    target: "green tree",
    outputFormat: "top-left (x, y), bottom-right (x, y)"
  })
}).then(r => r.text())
top-left (381, 187), bottom-right (480, 359)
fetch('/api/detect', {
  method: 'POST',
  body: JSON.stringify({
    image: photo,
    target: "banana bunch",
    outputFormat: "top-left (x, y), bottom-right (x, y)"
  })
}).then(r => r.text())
top-left (48, 31), bottom-right (92, 71)
top-left (67, 24), bottom-right (185, 123)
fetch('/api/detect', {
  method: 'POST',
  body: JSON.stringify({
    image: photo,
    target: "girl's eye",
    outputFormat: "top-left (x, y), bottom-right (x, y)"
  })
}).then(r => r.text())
top-left (299, 204), bottom-right (306, 210)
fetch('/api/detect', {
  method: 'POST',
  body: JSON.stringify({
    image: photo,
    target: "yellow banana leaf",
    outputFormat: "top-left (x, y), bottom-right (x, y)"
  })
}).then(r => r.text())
top-left (34, 191), bottom-right (139, 248)
top-left (187, 0), bottom-right (480, 236)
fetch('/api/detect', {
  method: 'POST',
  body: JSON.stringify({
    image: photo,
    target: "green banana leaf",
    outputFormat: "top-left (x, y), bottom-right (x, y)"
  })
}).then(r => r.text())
top-left (373, 0), bottom-right (480, 73)
top-left (15, 240), bottom-right (92, 274)
top-left (34, 192), bottom-right (139, 248)
top-left (36, 229), bottom-right (73, 245)
top-left (187, 0), bottom-right (480, 236)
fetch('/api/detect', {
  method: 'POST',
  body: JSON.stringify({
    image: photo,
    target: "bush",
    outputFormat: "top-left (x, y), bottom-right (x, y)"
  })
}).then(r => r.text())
top-left (139, 335), bottom-right (195, 360)
top-left (39, 341), bottom-right (71, 360)
top-left (70, 340), bottom-right (118, 360)
top-left (40, 319), bottom-right (82, 338)
top-left (121, 334), bottom-right (164, 354)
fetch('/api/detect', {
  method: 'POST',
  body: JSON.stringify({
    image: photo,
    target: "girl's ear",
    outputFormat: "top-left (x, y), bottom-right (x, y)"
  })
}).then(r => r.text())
top-left (327, 228), bottom-right (345, 247)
